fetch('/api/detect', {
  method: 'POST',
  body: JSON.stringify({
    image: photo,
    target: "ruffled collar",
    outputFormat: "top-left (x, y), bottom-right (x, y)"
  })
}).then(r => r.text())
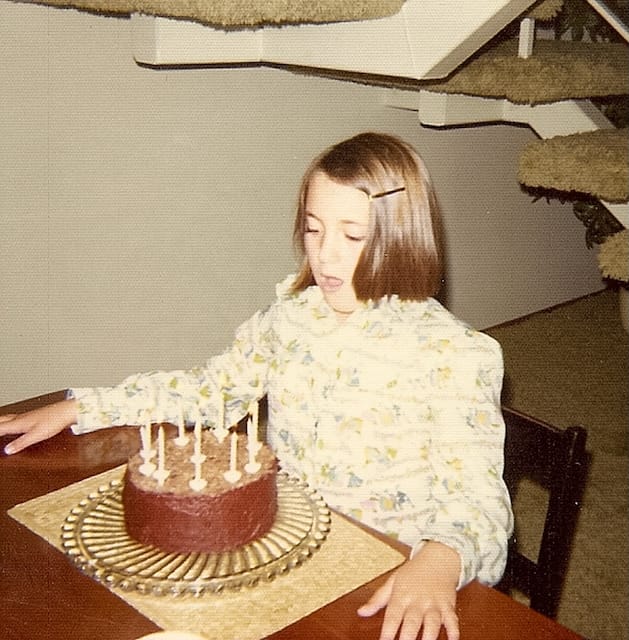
top-left (275, 274), bottom-right (436, 335)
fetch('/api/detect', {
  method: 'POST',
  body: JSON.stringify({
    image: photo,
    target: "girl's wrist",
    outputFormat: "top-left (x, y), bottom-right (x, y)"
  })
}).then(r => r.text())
top-left (58, 398), bottom-right (79, 426)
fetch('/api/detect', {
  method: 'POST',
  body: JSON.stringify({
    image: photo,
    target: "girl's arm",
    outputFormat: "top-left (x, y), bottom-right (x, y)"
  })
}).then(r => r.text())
top-left (69, 306), bottom-right (275, 436)
top-left (2, 305), bottom-right (276, 453)
top-left (414, 335), bottom-right (513, 588)
top-left (1, 399), bottom-right (78, 455)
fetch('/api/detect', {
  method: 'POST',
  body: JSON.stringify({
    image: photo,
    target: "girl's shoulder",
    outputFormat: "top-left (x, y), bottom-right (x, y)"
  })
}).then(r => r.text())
top-left (379, 296), bottom-right (502, 357)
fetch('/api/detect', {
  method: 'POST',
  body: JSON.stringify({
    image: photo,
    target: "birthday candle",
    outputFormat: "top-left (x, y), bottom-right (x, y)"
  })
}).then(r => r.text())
top-left (194, 417), bottom-right (202, 458)
top-left (139, 418), bottom-right (156, 477)
top-left (250, 400), bottom-right (259, 435)
top-left (187, 412), bottom-right (207, 491)
top-left (178, 400), bottom-right (185, 436)
top-left (230, 430), bottom-right (237, 471)
top-left (140, 422), bottom-right (150, 453)
top-left (153, 425), bottom-right (170, 486)
top-left (174, 398), bottom-right (189, 447)
top-left (216, 391), bottom-right (224, 431)
top-left (223, 430), bottom-right (242, 484)
top-left (213, 390), bottom-right (228, 444)
top-left (189, 414), bottom-right (206, 465)
top-left (158, 425), bottom-right (165, 463)
top-left (247, 400), bottom-right (261, 454)
top-left (188, 454), bottom-right (207, 492)
top-left (244, 417), bottom-right (261, 474)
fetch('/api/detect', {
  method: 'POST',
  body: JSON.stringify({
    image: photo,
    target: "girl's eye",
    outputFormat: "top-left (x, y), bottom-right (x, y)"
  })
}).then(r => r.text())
top-left (346, 234), bottom-right (365, 242)
top-left (305, 227), bottom-right (319, 234)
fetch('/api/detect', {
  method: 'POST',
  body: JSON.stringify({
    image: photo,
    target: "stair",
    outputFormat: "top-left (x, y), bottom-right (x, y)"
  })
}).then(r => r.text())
top-left (518, 128), bottom-right (628, 217)
top-left (384, 35), bottom-right (629, 228)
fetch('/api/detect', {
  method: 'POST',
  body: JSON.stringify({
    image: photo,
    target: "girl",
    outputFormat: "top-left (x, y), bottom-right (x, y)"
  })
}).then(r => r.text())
top-left (1, 132), bottom-right (513, 640)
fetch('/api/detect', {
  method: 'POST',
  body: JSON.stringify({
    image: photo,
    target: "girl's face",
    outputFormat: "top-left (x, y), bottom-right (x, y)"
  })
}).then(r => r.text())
top-left (304, 172), bottom-right (370, 317)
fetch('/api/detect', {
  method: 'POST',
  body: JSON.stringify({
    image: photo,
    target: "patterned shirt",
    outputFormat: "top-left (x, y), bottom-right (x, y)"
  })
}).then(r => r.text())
top-left (70, 275), bottom-right (513, 588)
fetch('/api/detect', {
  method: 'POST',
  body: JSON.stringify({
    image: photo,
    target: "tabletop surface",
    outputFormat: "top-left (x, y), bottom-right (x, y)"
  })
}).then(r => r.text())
top-left (1, 392), bottom-right (584, 640)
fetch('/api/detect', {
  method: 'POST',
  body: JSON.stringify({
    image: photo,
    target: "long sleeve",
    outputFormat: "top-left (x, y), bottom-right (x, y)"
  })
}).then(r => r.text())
top-left (406, 333), bottom-right (513, 588)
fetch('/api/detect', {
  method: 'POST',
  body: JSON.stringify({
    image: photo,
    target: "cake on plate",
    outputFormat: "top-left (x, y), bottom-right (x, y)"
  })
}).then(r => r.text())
top-left (122, 429), bottom-right (278, 554)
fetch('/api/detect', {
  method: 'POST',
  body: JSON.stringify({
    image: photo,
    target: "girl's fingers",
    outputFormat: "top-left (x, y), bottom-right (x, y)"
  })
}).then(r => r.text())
top-left (0, 414), bottom-right (27, 435)
top-left (4, 433), bottom-right (32, 455)
top-left (357, 575), bottom-right (394, 617)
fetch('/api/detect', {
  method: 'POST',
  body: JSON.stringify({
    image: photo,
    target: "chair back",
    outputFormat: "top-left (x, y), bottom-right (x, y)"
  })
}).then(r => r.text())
top-left (498, 406), bottom-right (588, 619)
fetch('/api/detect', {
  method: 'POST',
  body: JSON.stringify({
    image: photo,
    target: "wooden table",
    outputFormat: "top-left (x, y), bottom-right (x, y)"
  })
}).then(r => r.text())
top-left (1, 392), bottom-right (584, 640)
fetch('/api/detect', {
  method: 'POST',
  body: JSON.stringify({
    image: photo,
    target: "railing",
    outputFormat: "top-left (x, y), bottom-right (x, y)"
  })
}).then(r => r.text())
top-left (586, 0), bottom-right (629, 42)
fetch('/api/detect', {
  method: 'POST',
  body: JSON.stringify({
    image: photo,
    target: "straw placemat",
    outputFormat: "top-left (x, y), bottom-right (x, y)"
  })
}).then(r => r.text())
top-left (8, 466), bottom-right (405, 640)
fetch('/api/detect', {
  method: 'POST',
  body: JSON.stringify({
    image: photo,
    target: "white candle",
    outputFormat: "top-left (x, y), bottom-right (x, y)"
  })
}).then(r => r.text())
top-left (216, 392), bottom-right (224, 431)
top-left (230, 430), bottom-right (238, 470)
top-left (140, 422), bottom-right (150, 453)
top-left (174, 398), bottom-right (189, 447)
top-left (246, 401), bottom-right (262, 456)
top-left (244, 419), bottom-right (261, 474)
top-left (190, 415), bottom-right (206, 464)
top-left (213, 389), bottom-right (228, 444)
top-left (153, 425), bottom-right (170, 486)
top-left (139, 419), bottom-right (156, 477)
top-left (158, 425), bottom-right (165, 465)
top-left (223, 430), bottom-right (241, 484)
top-left (188, 414), bottom-right (208, 491)
top-left (189, 457), bottom-right (207, 492)
top-left (250, 400), bottom-right (259, 436)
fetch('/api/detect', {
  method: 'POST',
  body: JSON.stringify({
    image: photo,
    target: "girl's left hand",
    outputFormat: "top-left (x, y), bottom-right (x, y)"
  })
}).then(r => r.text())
top-left (357, 541), bottom-right (461, 640)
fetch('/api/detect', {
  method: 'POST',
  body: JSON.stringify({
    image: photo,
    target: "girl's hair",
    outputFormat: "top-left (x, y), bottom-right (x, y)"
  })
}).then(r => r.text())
top-left (291, 132), bottom-right (443, 302)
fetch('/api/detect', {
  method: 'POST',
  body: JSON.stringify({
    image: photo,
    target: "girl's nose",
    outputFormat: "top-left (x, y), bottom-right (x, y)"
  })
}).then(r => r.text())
top-left (318, 232), bottom-right (340, 263)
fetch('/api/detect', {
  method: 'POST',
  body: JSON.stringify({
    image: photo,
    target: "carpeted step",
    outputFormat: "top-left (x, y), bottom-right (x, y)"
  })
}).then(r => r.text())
top-left (598, 228), bottom-right (628, 283)
top-left (11, 0), bottom-right (405, 26)
top-left (517, 128), bottom-right (629, 203)
top-left (418, 38), bottom-right (628, 105)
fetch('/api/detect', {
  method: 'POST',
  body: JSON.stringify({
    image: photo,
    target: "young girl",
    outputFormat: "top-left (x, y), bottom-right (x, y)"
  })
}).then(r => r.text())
top-left (1, 132), bottom-right (513, 640)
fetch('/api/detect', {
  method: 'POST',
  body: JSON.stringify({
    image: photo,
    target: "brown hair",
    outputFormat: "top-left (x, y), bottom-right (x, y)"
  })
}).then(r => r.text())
top-left (291, 132), bottom-right (443, 302)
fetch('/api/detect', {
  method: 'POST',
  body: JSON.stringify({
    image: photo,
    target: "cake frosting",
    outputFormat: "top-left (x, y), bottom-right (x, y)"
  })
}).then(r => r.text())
top-left (122, 429), bottom-right (278, 554)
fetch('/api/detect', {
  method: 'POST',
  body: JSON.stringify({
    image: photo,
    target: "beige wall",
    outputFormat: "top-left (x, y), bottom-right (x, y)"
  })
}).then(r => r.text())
top-left (0, 2), bottom-right (603, 404)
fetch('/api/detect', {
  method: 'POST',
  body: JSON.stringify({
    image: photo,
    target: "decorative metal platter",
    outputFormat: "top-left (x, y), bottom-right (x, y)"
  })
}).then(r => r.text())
top-left (61, 474), bottom-right (331, 596)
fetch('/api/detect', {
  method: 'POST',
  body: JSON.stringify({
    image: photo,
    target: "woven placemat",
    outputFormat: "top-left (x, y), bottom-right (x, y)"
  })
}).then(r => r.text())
top-left (8, 467), bottom-right (405, 640)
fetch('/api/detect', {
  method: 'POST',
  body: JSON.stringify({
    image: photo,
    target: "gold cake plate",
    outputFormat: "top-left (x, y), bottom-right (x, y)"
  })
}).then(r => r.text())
top-left (61, 473), bottom-right (331, 596)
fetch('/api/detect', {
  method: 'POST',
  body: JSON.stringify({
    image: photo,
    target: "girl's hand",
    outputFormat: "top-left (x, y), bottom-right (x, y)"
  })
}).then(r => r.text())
top-left (357, 541), bottom-right (461, 640)
top-left (0, 399), bottom-right (78, 455)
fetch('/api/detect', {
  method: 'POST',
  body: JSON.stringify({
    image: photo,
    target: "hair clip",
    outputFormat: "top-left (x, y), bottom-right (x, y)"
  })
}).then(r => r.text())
top-left (367, 186), bottom-right (406, 201)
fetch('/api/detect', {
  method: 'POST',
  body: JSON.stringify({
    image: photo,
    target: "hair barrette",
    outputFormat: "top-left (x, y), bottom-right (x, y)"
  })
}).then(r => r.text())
top-left (367, 186), bottom-right (406, 201)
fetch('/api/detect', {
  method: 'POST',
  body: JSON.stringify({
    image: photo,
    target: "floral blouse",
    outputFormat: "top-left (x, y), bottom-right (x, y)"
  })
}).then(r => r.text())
top-left (70, 275), bottom-right (513, 588)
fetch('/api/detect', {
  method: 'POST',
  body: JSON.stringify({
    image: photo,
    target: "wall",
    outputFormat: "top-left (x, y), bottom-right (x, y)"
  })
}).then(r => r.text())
top-left (0, 2), bottom-right (603, 404)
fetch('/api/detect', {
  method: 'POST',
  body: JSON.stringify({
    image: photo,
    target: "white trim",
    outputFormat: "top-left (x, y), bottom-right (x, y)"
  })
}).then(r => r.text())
top-left (518, 18), bottom-right (535, 58)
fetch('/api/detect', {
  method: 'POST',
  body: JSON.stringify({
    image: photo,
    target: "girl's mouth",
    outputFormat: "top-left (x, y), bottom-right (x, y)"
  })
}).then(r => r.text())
top-left (319, 275), bottom-right (343, 292)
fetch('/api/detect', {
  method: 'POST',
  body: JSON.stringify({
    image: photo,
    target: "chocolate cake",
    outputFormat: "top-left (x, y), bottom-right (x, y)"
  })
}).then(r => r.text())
top-left (122, 430), bottom-right (278, 554)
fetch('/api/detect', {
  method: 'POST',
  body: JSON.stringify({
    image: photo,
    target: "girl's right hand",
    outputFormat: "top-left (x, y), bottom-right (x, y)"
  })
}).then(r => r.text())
top-left (0, 399), bottom-right (78, 455)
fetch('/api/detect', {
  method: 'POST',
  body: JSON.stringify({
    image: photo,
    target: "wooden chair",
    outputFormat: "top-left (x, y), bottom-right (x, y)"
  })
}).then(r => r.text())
top-left (497, 406), bottom-right (588, 619)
